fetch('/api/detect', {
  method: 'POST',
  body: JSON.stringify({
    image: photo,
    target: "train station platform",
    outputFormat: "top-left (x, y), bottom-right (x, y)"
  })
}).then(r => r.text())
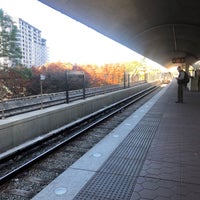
top-left (32, 80), bottom-right (200, 200)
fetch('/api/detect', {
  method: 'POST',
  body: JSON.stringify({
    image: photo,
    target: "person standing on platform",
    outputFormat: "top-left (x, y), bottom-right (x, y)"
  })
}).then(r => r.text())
top-left (176, 66), bottom-right (185, 103)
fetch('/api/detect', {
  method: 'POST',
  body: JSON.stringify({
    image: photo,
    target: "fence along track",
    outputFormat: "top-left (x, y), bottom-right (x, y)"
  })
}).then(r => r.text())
top-left (0, 83), bottom-right (142, 118)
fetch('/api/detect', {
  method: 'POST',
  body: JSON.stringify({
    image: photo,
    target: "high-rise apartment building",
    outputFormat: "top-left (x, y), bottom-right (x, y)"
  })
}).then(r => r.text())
top-left (17, 18), bottom-right (49, 68)
top-left (0, 16), bottom-right (49, 68)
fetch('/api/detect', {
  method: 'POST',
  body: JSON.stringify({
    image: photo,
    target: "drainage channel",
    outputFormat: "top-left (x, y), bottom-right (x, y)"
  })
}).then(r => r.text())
top-left (73, 112), bottom-right (162, 200)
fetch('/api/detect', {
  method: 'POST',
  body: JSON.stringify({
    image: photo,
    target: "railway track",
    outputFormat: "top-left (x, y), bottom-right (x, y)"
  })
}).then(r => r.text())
top-left (0, 84), bottom-right (162, 199)
top-left (0, 82), bottom-right (144, 118)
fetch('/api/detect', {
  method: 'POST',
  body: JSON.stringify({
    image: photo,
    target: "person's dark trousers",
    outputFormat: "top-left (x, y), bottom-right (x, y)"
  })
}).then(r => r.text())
top-left (177, 83), bottom-right (184, 103)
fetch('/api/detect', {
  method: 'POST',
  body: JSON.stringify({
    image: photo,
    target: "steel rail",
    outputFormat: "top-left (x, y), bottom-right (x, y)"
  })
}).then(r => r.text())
top-left (0, 85), bottom-right (126, 118)
top-left (0, 81), bottom-right (146, 118)
top-left (0, 85), bottom-right (160, 185)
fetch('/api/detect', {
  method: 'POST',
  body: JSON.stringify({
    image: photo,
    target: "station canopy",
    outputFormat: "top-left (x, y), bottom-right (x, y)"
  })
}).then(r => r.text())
top-left (39, 0), bottom-right (200, 67)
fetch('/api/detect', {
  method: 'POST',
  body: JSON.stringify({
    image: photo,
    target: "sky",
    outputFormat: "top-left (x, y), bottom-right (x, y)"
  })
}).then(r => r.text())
top-left (0, 0), bottom-right (164, 68)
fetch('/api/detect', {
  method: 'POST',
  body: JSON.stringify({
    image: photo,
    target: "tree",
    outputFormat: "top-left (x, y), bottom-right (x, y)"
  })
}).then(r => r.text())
top-left (0, 9), bottom-right (22, 67)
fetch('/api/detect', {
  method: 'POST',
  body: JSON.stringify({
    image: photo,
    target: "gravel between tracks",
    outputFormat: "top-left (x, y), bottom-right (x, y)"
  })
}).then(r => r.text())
top-left (0, 87), bottom-right (161, 200)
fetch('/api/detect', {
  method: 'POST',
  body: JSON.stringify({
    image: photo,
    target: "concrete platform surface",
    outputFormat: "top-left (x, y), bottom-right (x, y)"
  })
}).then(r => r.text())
top-left (32, 80), bottom-right (200, 200)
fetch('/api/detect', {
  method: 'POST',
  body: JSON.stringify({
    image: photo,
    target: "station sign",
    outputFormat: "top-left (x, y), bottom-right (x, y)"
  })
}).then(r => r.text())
top-left (40, 74), bottom-right (46, 80)
top-left (67, 71), bottom-right (83, 75)
top-left (172, 57), bottom-right (185, 63)
top-left (65, 70), bottom-right (85, 103)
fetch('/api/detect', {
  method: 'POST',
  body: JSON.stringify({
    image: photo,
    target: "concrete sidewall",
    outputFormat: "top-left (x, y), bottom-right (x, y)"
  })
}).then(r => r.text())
top-left (0, 83), bottom-right (156, 154)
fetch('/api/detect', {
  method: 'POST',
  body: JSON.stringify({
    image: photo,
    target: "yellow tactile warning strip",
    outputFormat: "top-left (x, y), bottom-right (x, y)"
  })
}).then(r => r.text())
top-left (73, 113), bottom-right (161, 199)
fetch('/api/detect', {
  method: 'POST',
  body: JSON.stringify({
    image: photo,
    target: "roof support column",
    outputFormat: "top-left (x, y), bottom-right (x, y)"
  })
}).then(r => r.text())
top-left (185, 62), bottom-right (189, 74)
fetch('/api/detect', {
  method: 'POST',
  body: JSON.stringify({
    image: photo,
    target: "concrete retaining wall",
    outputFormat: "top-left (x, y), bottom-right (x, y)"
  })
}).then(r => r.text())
top-left (0, 82), bottom-right (157, 155)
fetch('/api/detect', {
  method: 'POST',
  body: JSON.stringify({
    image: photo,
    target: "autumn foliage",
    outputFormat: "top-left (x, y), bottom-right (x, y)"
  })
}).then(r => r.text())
top-left (0, 60), bottom-right (159, 99)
